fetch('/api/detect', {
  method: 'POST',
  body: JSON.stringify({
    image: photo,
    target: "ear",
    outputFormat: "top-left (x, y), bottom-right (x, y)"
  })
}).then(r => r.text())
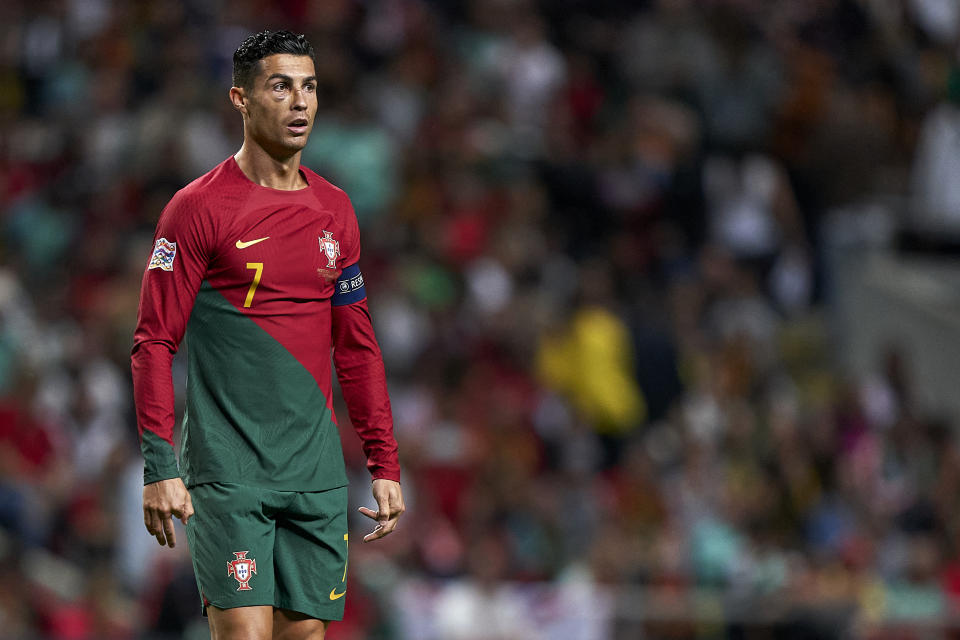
top-left (229, 86), bottom-right (247, 114)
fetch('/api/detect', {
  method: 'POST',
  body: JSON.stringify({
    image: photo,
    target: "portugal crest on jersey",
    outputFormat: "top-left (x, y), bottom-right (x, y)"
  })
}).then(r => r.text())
top-left (227, 551), bottom-right (257, 591)
top-left (320, 230), bottom-right (340, 269)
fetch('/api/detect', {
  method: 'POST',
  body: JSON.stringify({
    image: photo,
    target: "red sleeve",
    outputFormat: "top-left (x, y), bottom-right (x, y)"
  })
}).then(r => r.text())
top-left (330, 199), bottom-right (400, 482)
top-left (131, 192), bottom-right (213, 485)
top-left (332, 299), bottom-right (401, 482)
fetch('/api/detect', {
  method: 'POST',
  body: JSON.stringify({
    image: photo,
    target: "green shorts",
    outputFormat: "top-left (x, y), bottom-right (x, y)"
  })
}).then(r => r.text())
top-left (185, 482), bottom-right (349, 621)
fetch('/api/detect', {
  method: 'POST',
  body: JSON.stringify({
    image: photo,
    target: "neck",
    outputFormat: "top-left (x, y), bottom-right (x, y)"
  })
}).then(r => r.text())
top-left (234, 141), bottom-right (306, 190)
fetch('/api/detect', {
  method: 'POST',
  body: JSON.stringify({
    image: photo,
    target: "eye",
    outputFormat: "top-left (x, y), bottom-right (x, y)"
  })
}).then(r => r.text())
top-left (273, 82), bottom-right (287, 92)
top-left (303, 83), bottom-right (316, 93)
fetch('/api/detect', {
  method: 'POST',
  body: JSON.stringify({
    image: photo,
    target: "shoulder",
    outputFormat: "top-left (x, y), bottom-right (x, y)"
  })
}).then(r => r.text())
top-left (164, 158), bottom-right (243, 220)
top-left (302, 166), bottom-right (354, 212)
top-left (158, 159), bottom-right (242, 241)
top-left (176, 158), bottom-right (240, 202)
top-left (302, 166), bottom-right (362, 261)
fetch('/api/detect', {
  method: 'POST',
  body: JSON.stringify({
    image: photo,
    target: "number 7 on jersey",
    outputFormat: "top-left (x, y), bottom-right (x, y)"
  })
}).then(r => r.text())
top-left (244, 262), bottom-right (263, 308)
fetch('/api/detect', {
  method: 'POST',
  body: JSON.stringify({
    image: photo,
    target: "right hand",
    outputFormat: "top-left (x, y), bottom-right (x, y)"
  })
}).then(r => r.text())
top-left (143, 477), bottom-right (194, 548)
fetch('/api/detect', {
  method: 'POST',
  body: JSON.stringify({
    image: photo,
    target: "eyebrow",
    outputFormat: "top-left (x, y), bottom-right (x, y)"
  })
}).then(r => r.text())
top-left (264, 73), bottom-right (317, 85)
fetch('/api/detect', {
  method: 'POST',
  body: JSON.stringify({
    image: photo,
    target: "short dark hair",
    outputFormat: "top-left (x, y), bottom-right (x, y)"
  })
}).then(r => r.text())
top-left (232, 30), bottom-right (315, 90)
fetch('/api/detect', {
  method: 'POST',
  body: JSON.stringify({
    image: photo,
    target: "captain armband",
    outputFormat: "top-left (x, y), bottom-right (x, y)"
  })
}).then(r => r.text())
top-left (332, 263), bottom-right (367, 306)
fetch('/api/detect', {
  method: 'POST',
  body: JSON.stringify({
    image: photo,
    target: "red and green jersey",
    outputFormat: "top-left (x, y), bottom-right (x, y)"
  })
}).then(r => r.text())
top-left (131, 157), bottom-right (399, 490)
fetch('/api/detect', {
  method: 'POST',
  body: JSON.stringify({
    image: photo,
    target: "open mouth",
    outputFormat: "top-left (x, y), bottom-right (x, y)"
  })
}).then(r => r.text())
top-left (287, 118), bottom-right (309, 134)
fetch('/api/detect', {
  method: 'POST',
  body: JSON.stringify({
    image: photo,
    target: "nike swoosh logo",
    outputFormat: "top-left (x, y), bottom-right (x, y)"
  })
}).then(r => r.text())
top-left (329, 588), bottom-right (346, 601)
top-left (236, 237), bottom-right (270, 249)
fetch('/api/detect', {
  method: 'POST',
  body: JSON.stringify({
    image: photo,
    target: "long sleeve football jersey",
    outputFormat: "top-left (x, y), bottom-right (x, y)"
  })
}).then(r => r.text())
top-left (131, 157), bottom-right (400, 490)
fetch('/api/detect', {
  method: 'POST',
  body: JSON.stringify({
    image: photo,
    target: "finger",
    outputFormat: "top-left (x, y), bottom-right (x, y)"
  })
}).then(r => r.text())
top-left (376, 495), bottom-right (390, 524)
top-left (182, 493), bottom-right (195, 524)
top-left (389, 495), bottom-right (406, 519)
top-left (171, 499), bottom-right (191, 524)
top-left (363, 522), bottom-right (385, 543)
top-left (145, 509), bottom-right (161, 537)
top-left (363, 519), bottom-right (398, 542)
top-left (358, 506), bottom-right (379, 521)
top-left (150, 513), bottom-right (166, 546)
top-left (162, 515), bottom-right (176, 548)
top-left (379, 519), bottom-right (398, 537)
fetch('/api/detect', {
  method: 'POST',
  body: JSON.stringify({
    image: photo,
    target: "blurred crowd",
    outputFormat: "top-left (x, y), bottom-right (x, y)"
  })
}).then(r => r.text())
top-left (2, 0), bottom-right (960, 638)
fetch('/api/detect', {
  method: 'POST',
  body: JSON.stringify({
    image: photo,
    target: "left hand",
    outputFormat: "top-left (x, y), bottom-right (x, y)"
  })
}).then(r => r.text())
top-left (359, 478), bottom-right (404, 542)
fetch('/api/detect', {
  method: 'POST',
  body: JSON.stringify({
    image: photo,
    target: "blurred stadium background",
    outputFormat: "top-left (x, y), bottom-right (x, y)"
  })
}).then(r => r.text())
top-left (5, 0), bottom-right (960, 638)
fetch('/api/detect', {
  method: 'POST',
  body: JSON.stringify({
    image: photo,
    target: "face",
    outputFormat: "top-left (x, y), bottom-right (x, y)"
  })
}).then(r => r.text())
top-left (233, 53), bottom-right (318, 158)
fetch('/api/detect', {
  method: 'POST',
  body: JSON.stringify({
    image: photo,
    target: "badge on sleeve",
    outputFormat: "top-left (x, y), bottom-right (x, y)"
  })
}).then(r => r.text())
top-left (332, 263), bottom-right (366, 306)
top-left (148, 238), bottom-right (177, 271)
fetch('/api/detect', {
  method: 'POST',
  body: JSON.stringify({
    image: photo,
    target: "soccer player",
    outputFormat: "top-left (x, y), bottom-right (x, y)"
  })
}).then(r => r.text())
top-left (131, 30), bottom-right (404, 640)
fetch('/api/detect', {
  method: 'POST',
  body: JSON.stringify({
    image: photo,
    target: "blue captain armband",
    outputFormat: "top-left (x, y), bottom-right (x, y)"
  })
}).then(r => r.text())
top-left (332, 263), bottom-right (367, 306)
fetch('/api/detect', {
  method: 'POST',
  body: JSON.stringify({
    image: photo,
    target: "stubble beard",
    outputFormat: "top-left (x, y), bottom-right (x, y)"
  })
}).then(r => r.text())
top-left (243, 100), bottom-right (312, 159)
top-left (247, 121), bottom-right (311, 160)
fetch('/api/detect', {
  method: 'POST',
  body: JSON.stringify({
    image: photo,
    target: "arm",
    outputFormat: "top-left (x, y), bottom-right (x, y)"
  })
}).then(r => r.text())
top-left (331, 263), bottom-right (404, 541)
top-left (131, 194), bottom-right (209, 547)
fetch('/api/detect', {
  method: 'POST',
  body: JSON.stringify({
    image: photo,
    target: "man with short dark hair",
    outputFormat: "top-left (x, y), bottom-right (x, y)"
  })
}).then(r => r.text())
top-left (131, 30), bottom-right (404, 640)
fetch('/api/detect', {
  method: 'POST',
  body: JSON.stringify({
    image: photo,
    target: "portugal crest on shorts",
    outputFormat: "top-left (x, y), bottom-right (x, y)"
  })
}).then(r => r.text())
top-left (227, 551), bottom-right (257, 591)
top-left (320, 230), bottom-right (340, 269)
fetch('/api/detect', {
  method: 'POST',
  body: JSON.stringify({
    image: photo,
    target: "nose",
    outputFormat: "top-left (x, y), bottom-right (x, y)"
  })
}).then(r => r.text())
top-left (293, 87), bottom-right (307, 111)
